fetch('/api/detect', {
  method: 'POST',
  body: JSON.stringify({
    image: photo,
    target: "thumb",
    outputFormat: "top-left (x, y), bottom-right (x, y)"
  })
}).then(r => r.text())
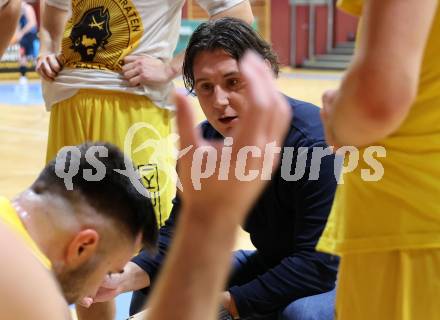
top-left (78, 297), bottom-right (94, 308)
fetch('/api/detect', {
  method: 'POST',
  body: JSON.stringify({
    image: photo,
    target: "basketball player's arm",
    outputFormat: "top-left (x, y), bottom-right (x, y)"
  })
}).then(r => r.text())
top-left (36, 0), bottom-right (69, 80)
top-left (0, 223), bottom-right (72, 320)
top-left (0, 0), bottom-right (21, 57)
top-left (122, 1), bottom-right (253, 86)
top-left (321, 0), bottom-right (438, 148)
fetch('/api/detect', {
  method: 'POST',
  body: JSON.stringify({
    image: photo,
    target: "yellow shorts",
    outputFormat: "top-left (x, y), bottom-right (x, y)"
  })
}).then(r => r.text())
top-left (336, 249), bottom-right (440, 320)
top-left (46, 89), bottom-right (175, 226)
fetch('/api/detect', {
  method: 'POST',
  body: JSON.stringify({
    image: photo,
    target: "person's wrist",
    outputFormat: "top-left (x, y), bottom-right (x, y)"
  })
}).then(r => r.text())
top-left (120, 262), bottom-right (151, 293)
top-left (116, 268), bottom-right (134, 294)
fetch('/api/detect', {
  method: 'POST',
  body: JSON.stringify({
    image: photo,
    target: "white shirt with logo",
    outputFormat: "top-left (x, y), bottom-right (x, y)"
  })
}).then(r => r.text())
top-left (43, 0), bottom-right (245, 110)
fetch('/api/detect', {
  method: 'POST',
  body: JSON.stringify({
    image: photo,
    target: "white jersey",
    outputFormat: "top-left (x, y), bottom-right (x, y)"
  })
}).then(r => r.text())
top-left (43, 0), bottom-right (245, 110)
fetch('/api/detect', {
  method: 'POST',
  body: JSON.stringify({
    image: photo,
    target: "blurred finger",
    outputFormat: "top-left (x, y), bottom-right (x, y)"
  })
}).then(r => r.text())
top-left (47, 55), bottom-right (61, 73)
top-left (123, 55), bottom-right (139, 64)
top-left (320, 109), bottom-right (337, 150)
top-left (77, 297), bottom-right (93, 308)
top-left (322, 89), bottom-right (337, 108)
top-left (239, 51), bottom-right (289, 144)
top-left (121, 61), bottom-right (135, 72)
top-left (123, 67), bottom-right (138, 80)
top-left (42, 61), bottom-right (55, 80)
top-left (128, 75), bottom-right (141, 86)
top-left (240, 51), bottom-right (277, 113)
top-left (36, 65), bottom-right (52, 81)
top-left (173, 91), bottom-right (198, 151)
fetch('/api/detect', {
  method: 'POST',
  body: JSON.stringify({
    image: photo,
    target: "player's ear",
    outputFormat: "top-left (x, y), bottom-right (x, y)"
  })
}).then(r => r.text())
top-left (65, 229), bottom-right (99, 267)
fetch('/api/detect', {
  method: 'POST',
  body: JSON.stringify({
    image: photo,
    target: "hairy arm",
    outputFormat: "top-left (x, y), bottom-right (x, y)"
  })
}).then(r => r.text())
top-left (322, 0), bottom-right (438, 147)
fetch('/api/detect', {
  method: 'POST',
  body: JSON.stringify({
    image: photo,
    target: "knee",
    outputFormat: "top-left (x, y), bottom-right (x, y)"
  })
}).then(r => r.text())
top-left (279, 289), bottom-right (336, 320)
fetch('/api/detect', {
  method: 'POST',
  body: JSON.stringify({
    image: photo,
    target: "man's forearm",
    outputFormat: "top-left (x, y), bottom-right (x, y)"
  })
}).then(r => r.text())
top-left (39, 3), bottom-right (68, 55)
top-left (328, 65), bottom-right (413, 147)
top-left (39, 25), bottom-right (62, 55)
top-left (210, 1), bottom-right (254, 24)
top-left (147, 205), bottom-right (238, 320)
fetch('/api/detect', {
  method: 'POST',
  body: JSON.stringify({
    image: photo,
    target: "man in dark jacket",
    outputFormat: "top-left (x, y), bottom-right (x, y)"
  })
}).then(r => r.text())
top-left (85, 18), bottom-right (339, 320)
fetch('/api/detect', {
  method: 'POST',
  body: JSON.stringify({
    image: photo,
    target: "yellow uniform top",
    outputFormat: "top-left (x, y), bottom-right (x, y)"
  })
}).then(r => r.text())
top-left (318, 1), bottom-right (440, 254)
top-left (0, 197), bottom-right (52, 269)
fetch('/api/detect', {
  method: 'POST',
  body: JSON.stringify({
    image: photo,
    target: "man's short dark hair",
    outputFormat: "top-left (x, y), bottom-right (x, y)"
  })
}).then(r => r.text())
top-left (31, 142), bottom-right (157, 251)
top-left (183, 17), bottom-right (280, 94)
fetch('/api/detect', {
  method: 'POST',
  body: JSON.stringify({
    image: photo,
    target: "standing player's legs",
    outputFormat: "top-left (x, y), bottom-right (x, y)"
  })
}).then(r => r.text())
top-left (46, 89), bottom-right (175, 225)
top-left (18, 34), bottom-right (34, 81)
top-left (46, 89), bottom-right (175, 320)
top-left (335, 249), bottom-right (440, 320)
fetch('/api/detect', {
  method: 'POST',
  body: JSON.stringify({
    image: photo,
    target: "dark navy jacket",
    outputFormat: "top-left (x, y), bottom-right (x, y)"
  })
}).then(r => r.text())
top-left (132, 96), bottom-right (339, 319)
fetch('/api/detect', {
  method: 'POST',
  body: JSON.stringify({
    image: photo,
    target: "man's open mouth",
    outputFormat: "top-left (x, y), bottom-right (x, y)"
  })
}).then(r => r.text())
top-left (219, 116), bottom-right (238, 124)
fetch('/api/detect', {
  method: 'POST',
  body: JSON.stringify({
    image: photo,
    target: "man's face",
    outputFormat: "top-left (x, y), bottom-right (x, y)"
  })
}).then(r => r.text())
top-left (193, 50), bottom-right (249, 137)
top-left (55, 233), bottom-right (137, 304)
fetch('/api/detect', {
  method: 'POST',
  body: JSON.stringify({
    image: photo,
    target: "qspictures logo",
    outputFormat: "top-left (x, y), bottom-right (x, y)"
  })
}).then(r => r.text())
top-left (60, 0), bottom-right (143, 71)
top-left (54, 123), bottom-right (387, 198)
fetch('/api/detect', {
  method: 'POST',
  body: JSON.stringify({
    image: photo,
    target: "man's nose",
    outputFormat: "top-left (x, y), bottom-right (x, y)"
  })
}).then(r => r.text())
top-left (213, 86), bottom-right (229, 109)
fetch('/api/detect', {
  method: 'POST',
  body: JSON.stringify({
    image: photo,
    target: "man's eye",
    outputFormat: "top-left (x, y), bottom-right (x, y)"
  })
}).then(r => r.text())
top-left (197, 83), bottom-right (213, 93)
top-left (227, 78), bottom-right (241, 89)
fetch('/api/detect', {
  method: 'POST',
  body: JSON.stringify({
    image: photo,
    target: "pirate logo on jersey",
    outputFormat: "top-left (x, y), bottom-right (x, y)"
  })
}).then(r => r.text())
top-left (60, 0), bottom-right (143, 71)
top-left (70, 7), bottom-right (111, 62)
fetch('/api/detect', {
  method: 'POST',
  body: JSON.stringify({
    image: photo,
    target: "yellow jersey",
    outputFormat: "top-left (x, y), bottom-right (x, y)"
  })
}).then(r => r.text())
top-left (0, 197), bottom-right (51, 269)
top-left (318, 1), bottom-right (440, 254)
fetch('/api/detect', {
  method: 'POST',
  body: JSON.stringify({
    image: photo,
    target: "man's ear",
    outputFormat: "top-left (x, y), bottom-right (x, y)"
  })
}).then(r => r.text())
top-left (65, 229), bottom-right (99, 268)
